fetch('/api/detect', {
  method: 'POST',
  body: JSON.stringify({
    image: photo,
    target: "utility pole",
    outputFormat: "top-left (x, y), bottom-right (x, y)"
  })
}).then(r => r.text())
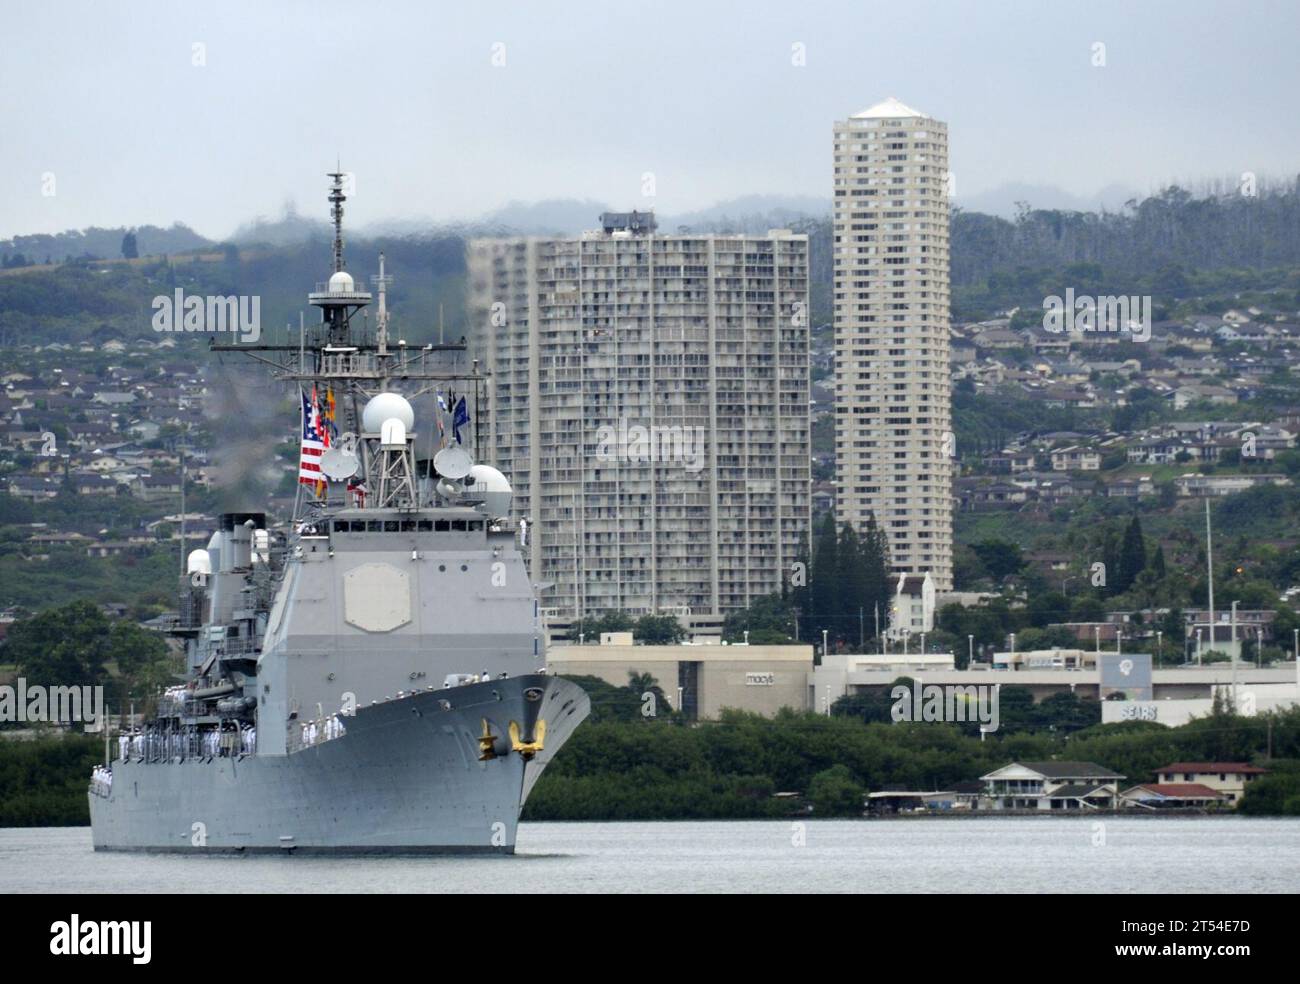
top-left (1205, 498), bottom-right (1216, 662)
top-left (178, 442), bottom-right (186, 576)
top-left (859, 606), bottom-right (864, 651)
top-left (1231, 599), bottom-right (1239, 712)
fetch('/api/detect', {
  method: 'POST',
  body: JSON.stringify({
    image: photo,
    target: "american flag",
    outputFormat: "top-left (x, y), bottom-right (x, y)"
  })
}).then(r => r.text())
top-left (299, 387), bottom-right (328, 492)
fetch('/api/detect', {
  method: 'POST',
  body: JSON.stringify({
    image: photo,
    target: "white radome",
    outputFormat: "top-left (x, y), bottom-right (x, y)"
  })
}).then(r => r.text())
top-left (466, 465), bottom-right (513, 517)
top-left (328, 270), bottom-right (355, 293)
top-left (466, 465), bottom-right (511, 493)
top-left (362, 392), bottom-right (415, 433)
top-left (186, 549), bottom-right (212, 575)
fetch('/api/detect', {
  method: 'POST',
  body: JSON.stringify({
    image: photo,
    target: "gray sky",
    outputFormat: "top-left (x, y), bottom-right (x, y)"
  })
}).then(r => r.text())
top-left (4, 0), bottom-right (1299, 239)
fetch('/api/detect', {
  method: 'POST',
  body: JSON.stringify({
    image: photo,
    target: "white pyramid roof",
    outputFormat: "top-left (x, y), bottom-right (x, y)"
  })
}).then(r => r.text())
top-left (851, 96), bottom-right (927, 120)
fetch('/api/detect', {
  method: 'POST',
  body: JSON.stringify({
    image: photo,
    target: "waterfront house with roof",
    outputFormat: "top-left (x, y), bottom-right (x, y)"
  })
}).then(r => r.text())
top-left (1152, 762), bottom-right (1268, 805)
top-left (979, 761), bottom-right (1125, 811)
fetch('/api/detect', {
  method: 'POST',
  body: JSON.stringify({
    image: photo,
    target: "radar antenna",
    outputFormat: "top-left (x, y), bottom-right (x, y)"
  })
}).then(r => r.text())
top-left (327, 169), bottom-right (347, 273)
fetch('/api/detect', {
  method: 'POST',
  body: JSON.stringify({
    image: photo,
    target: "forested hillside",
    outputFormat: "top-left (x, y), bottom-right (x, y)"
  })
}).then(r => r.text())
top-left (4, 183), bottom-right (1300, 348)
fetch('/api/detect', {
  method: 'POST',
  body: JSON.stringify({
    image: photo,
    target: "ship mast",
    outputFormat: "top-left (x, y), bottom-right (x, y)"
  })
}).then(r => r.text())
top-left (210, 170), bottom-right (485, 521)
top-left (328, 169), bottom-right (346, 275)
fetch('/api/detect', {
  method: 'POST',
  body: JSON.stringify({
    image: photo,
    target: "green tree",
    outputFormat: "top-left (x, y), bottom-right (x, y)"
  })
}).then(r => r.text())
top-left (1150, 544), bottom-right (1167, 579)
top-left (807, 764), bottom-right (864, 816)
top-left (972, 539), bottom-right (1024, 581)
top-left (809, 513), bottom-right (839, 645)
top-left (632, 614), bottom-right (685, 645)
top-left (5, 600), bottom-right (113, 692)
top-left (1116, 515), bottom-right (1147, 594)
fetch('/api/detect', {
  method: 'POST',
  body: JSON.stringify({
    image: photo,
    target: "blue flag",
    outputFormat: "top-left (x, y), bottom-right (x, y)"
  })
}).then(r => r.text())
top-left (452, 395), bottom-right (470, 445)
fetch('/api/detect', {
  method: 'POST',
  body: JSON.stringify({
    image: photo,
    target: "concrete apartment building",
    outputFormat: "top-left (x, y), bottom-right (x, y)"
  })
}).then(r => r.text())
top-left (467, 212), bottom-right (811, 620)
top-left (833, 97), bottom-right (953, 589)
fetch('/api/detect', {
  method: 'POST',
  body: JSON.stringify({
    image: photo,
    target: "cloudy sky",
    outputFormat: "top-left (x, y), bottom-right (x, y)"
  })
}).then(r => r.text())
top-left (3, 0), bottom-right (1299, 238)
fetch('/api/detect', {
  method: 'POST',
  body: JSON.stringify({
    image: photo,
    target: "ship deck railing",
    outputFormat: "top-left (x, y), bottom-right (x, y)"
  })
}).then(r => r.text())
top-left (287, 714), bottom-right (348, 753)
top-left (118, 727), bottom-right (255, 763)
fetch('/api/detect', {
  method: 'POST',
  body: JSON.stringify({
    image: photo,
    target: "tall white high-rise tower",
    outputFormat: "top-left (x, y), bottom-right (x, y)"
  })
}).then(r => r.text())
top-left (833, 98), bottom-right (952, 589)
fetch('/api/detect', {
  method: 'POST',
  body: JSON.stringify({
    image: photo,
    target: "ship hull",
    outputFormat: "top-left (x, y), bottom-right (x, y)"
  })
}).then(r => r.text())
top-left (89, 674), bottom-right (588, 854)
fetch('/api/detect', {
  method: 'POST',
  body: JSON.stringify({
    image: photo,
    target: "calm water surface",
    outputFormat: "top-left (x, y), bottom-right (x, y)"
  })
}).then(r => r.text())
top-left (1, 818), bottom-right (1296, 893)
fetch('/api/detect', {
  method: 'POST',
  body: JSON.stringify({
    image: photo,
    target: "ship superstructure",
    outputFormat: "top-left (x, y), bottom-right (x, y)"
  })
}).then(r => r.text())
top-left (89, 174), bottom-right (589, 853)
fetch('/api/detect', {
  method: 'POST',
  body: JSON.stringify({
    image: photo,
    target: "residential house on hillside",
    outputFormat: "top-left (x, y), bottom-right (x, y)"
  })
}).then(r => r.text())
top-left (1042, 386), bottom-right (1096, 409)
top-left (1050, 445), bottom-right (1101, 471)
top-left (7, 476), bottom-right (59, 500)
top-left (1173, 384), bottom-right (1238, 410)
top-left (1127, 436), bottom-right (1197, 464)
top-left (1105, 478), bottom-right (1155, 498)
top-left (131, 473), bottom-right (182, 502)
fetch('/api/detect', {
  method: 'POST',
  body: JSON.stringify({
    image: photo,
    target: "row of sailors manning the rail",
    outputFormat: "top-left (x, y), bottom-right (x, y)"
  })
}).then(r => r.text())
top-left (109, 714), bottom-right (348, 762)
top-left (89, 765), bottom-right (113, 796)
top-left (114, 725), bottom-right (259, 761)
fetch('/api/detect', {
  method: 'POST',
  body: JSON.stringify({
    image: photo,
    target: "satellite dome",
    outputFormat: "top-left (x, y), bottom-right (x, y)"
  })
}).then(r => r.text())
top-left (361, 392), bottom-right (415, 433)
top-left (328, 271), bottom-right (355, 293)
top-left (467, 465), bottom-right (512, 493)
top-left (466, 465), bottom-right (513, 517)
top-left (186, 549), bottom-right (212, 575)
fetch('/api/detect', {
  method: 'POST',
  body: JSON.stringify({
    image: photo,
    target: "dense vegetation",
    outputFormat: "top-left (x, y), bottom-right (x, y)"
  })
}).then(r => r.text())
top-left (794, 183), bottom-right (1300, 321)
top-left (1, 600), bottom-right (179, 716)
top-left (0, 234), bottom-right (468, 349)
top-left (523, 700), bottom-right (1300, 820)
top-left (0, 736), bottom-right (103, 826)
top-left (8, 183), bottom-right (1300, 350)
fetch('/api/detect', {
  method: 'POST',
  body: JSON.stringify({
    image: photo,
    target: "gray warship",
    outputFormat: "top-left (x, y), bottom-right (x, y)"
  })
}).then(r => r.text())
top-left (89, 174), bottom-right (589, 853)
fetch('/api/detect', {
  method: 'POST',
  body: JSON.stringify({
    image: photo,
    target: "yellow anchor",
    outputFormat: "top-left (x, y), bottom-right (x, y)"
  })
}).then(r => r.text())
top-left (508, 719), bottom-right (546, 759)
top-left (477, 718), bottom-right (498, 761)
